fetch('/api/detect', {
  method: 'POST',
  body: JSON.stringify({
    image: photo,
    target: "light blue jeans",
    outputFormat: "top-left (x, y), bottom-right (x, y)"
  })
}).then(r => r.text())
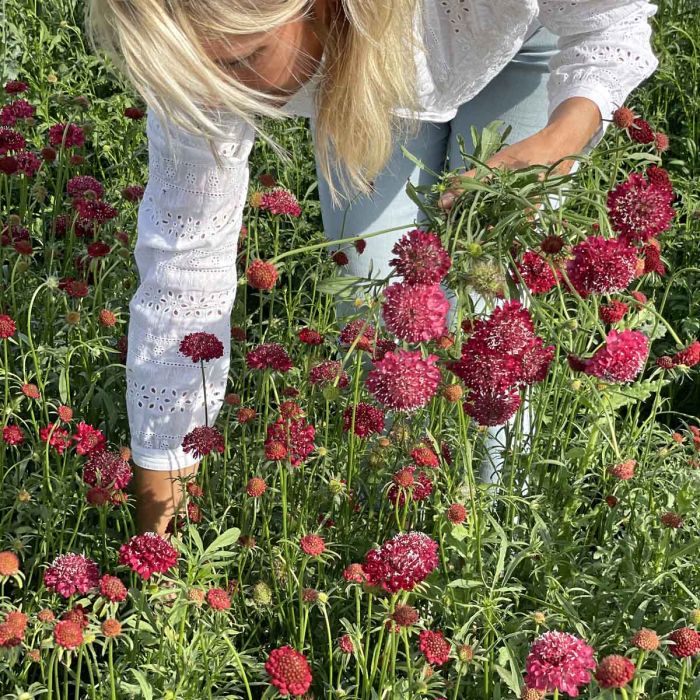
top-left (310, 22), bottom-right (559, 484)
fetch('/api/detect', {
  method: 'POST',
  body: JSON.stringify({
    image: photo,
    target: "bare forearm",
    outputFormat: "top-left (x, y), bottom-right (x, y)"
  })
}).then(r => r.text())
top-left (541, 96), bottom-right (603, 155)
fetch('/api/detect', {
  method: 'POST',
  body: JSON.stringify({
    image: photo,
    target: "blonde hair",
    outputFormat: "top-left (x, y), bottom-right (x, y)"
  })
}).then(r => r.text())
top-left (84, 0), bottom-right (427, 208)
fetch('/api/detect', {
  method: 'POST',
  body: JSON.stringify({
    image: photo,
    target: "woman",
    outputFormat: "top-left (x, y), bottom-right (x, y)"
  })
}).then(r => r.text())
top-left (86, 0), bottom-right (659, 534)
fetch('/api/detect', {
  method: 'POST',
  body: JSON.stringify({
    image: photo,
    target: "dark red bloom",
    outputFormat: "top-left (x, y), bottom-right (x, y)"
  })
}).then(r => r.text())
top-left (2, 424), bottom-right (24, 446)
top-left (124, 107), bottom-right (146, 120)
top-left (246, 343), bottom-right (293, 372)
top-left (673, 340), bottom-right (700, 368)
top-left (599, 300), bottom-right (629, 324)
top-left (182, 426), bottom-right (226, 459)
top-left (39, 423), bottom-right (73, 455)
top-left (118, 532), bottom-right (178, 580)
top-left (121, 185), bottom-right (145, 202)
top-left (583, 330), bottom-right (649, 383)
top-left (265, 416), bottom-right (316, 467)
top-left (259, 187), bottom-right (302, 217)
top-left (339, 319), bottom-right (375, 352)
top-left (179, 332), bottom-right (224, 362)
top-left (332, 250), bottom-right (349, 266)
top-left (628, 117), bottom-right (654, 144)
top-left (342, 402), bottom-right (385, 437)
top-left (73, 198), bottom-right (119, 224)
top-left (67, 175), bottom-right (104, 200)
top-left (48, 123), bottom-right (85, 149)
top-left (390, 228), bottom-right (452, 285)
top-left (0, 127), bottom-right (25, 154)
top-left (0, 314), bottom-right (17, 339)
top-left (595, 655), bottom-right (635, 688)
top-left (463, 388), bottom-right (521, 427)
top-left (668, 627), bottom-right (700, 658)
top-left (642, 242), bottom-right (666, 276)
top-left (309, 360), bottom-right (349, 388)
top-left (565, 236), bottom-right (637, 297)
top-left (83, 448), bottom-right (133, 490)
top-left (4, 80), bottom-right (29, 94)
top-left (516, 250), bottom-right (559, 293)
top-left (388, 466), bottom-right (433, 505)
top-left (298, 328), bottom-right (324, 345)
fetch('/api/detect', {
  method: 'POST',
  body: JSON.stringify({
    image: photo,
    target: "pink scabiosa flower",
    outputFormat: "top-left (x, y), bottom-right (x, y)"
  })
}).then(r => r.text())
top-left (54, 620), bottom-right (83, 650)
top-left (583, 330), bottom-right (649, 383)
top-left (265, 646), bottom-right (313, 696)
top-left (2, 424), bottom-right (24, 446)
top-left (595, 655), bottom-right (635, 689)
top-left (83, 448), bottom-right (133, 490)
top-left (668, 627), bottom-right (700, 658)
top-left (342, 563), bottom-right (367, 584)
top-left (300, 534), bottom-right (326, 557)
top-left (411, 445), bottom-right (439, 468)
top-left (309, 360), bottom-right (349, 389)
top-left (642, 241), bottom-right (666, 275)
top-left (49, 124), bottom-right (85, 148)
top-left (259, 186), bottom-right (302, 217)
top-left (565, 236), bottom-right (638, 297)
top-left (342, 402), bottom-right (385, 437)
top-left (366, 349), bottom-right (441, 412)
top-left (246, 259), bottom-right (279, 290)
top-left (516, 250), bottom-right (559, 293)
top-left (39, 423), bottom-right (73, 455)
top-left (339, 634), bottom-right (354, 654)
top-left (246, 343), bottom-right (293, 372)
top-left (608, 459), bottom-right (636, 480)
top-left (206, 587), bottom-right (231, 611)
top-left (524, 631), bottom-right (596, 697)
top-left (607, 172), bottom-right (675, 243)
top-left (0, 314), bottom-right (17, 338)
top-left (361, 531), bottom-right (439, 593)
top-left (72, 422), bottom-right (107, 456)
top-left (447, 503), bottom-right (468, 524)
top-left (463, 388), bottom-right (521, 427)
top-left (381, 282), bottom-right (450, 343)
top-left (182, 426), bottom-right (226, 460)
top-left (390, 228), bottom-right (452, 285)
top-left (339, 319), bottom-right (376, 352)
top-left (99, 574), bottom-right (128, 602)
top-left (179, 332), bottom-right (224, 363)
top-left (118, 532), bottom-right (178, 580)
top-left (419, 629), bottom-right (451, 666)
top-left (44, 553), bottom-right (100, 598)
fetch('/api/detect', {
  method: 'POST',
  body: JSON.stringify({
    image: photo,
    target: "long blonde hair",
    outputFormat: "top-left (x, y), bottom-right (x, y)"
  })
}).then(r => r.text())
top-left (84, 0), bottom-right (427, 208)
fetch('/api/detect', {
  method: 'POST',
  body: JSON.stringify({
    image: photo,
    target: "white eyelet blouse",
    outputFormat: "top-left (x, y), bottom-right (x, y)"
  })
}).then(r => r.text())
top-left (126, 0), bottom-right (659, 470)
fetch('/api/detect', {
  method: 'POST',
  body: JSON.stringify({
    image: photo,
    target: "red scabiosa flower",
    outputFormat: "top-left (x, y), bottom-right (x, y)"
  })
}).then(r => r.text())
top-left (390, 228), bottom-right (452, 285)
top-left (265, 416), bottom-right (316, 467)
top-left (339, 634), bottom-right (354, 654)
top-left (99, 574), bottom-right (128, 602)
top-left (361, 531), bottom-right (439, 593)
top-left (608, 459), bottom-right (636, 480)
top-left (0, 314), bottom-right (17, 338)
top-left (612, 106), bottom-right (635, 129)
top-left (411, 445), bottom-right (439, 468)
top-left (419, 629), bottom-right (451, 666)
top-left (463, 388), bottom-right (521, 427)
top-left (642, 242), bottom-right (666, 275)
top-left (0, 127), bottom-right (26, 154)
top-left (206, 587), bottom-right (231, 611)
top-left (381, 282), bottom-right (450, 343)
top-left (566, 236), bottom-right (637, 297)
top-left (121, 185), bottom-right (145, 202)
top-left (246, 259), bottom-right (279, 290)
top-left (246, 477), bottom-right (267, 498)
top-left (179, 332), bottom-right (224, 363)
top-left (388, 466), bottom-right (433, 506)
top-left (630, 628), bottom-right (660, 651)
top-left (447, 503), bottom-right (468, 524)
top-left (599, 300), bottom-right (629, 324)
top-left (309, 360), bottom-right (349, 388)
top-left (72, 422), bottom-right (107, 456)
top-left (583, 330), bottom-right (649, 383)
top-left (524, 631), bottom-right (596, 697)
top-left (298, 327), bottom-right (324, 345)
top-left (390, 604), bottom-right (420, 629)
top-left (342, 402), bottom-right (385, 437)
top-left (668, 627), bottom-right (700, 658)
top-left (2, 424), bottom-right (24, 446)
top-left (118, 532), bottom-right (178, 580)
top-left (44, 553), bottom-right (100, 598)
top-left (265, 646), bottom-right (313, 697)
top-left (300, 534), bottom-right (326, 557)
top-left (607, 172), bottom-right (675, 243)
top-left (339, 319), bottom-right (375, 352)
top-left (40, 423), bottom-right (73, 455)
top-left (660, 511), bottom-right (683, 529)
top-left (628, 117), bottom-right (655, 144)
top-left (259, 186), bottom-right (302, 217)
top-left (595, 655), bottom-right (635, 688)
top-left (4, 80), bottom-right (29, 94)
top-left (355, 239), bottom-right (366, 254)
top-left (516, 250), bottom-right (559, 293)
top-left (332, 250), bottom-right (349, 266)
top-left (646, 164), bottom-right (673, 196)
top-left (674, 341), bottom-right (700, 368)
top-left (73, 198), bottom-right (119, 224)
top-left (54, 620), bottom-right (83, 650)
top-left (83, 448), bottom-right (133, 490)
top-left (246, 343), bottom-right (293, 372)
top-left (366, 349), bottom-right (441, 412)
top-left (124, 106), bottom-right (145, 119)
top-left (182, 426), bottom-right (226, 459)
top-left (342, 563), bottom-right (367, 583)
top-left (49, 122), bottom-right (85, 148)
top-left (67, 175), bottom-right (104, 200)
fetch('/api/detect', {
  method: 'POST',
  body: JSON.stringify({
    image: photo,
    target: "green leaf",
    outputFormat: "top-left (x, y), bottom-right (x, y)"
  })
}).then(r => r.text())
top-left (202, 527), bottom-right (241, 558)
top-left (316, 275), bottom-right (366, 297)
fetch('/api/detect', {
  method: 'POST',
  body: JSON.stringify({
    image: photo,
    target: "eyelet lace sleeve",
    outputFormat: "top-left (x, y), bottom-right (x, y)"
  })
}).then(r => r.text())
top-left (537, 0), bottom-right (660, 151)
top-left (125, 108), bottom-right (256, 470)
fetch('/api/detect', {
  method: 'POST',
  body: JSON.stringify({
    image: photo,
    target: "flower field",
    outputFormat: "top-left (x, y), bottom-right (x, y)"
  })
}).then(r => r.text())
top-left (1, 1), bottom-right (700, 698)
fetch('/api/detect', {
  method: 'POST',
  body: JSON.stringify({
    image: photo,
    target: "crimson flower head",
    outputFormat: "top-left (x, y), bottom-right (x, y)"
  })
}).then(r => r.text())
top-left (246, 259), bottom-right (279, 290)
top-left (179, 332), bottom-right (224, 363)
top-left (390, 228), bottom-right (452, 285)
top-left (516, 250), bottom-right (559, 294)
top-left (67, 175), bottom-right (104, 200)
top-left (583, 330), bottom-right (649, 383)
top-left (83, 448), bottom-right (132, 490)
top-left (381, 282), bottom-right (450, 343)
top-left (419, 629), bottom-right (451, 666)
top-left (99, 574), bottom-right (128, 602)
top-left (565, 236), bottom-right (637, 297)
top-left (668, 627), bottom-right (700, 658)
top-left (54, 619), bottom-right (83, 650)
top-left (595, 654), bottom-right (635, 689)
top-left (182, 426), bottom-right (226, 460)
top-left (44, 553), bottom-right (100, 598)
top-left (628, 117), bottom-right (655, 144)
top-left (361, 531), bottom-right (439, 593)
top-left (524, 631), bottom-right (596, 697)
top-left (366, 349), bottom-right (441, 412)
top-left (259, 186), bottom-right (302, 217)
top-left (48, 123), bottom-right (85, 149)
top-left (72, 422), bottom-right (107, 456)
top-left (265, 646), bottom-right (313, 696)
top-left (309, 360), bottom-right (349, 388)
top-left (339, 319), bottom-right (376, 352)
top-left (342, 402), bottom-right (385, 437)
top-left (298, 328), bottom-right (324, 345)
top-left (673, 340), bottom-right (700, 368)
top-left (0, 314), bottom-right (17, 339)
top-left (300, 534), bottom-right (326, 557)
top-left (607, 171), bottom-right (675, 243)
top-left (265, 416), bottom-right (316, 467)
top-left (246, 343), bottom-right (293, 372)
top-left (118, 532), bottom-right (178, 580)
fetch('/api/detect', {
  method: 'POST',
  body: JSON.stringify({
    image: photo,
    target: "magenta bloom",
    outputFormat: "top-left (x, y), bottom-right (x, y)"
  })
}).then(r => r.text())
top-left (309, 360), bottom-right (349, 388)
top-left (516, 250), bottom-right (559, 294)
top-left (83, 448), bottom-right (133, 490)
top-left (566, 236), bottom-right (637, 297)
top-left (607, 171), bottom-right (675, 243)
top-left (246, 343), bottom-right (293, 372)
top-left (524, 631), bottom-right (596, 697)
top-left (182, 426), bottom-right (226, 459)
top-left (381, 282), bottom-right (450, 343)
top-left (583, 329), bottom-right (649, 383)
top-left (365, 349), bottom-right (441, 412)
top-left (389, 228), bottom-right (452, 285)
top-left (259, 186), bottom-right (302, 217)
top-left (44, 553), bottom-right (100, 598)
top-left (362, 531), bottom-right (439, 593)
top-left (179, 332), bottom-right (224, 363)
top-left (118, 532), bottom-right (178, 580)
top-left (463, 388), bottom-right (521, 427)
